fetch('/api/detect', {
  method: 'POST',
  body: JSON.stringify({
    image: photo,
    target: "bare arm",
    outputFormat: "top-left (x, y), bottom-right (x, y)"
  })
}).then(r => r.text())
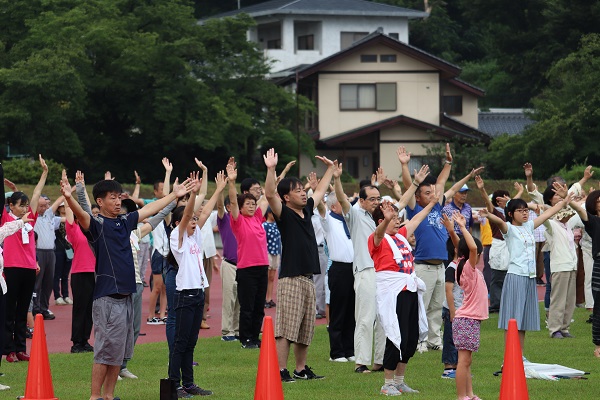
top-left (263, 149), bottom-right (282, 218)
top-left (332, 161), bottom-right (350, 215)
top-left (178, 173), bottom-right (201, 249)
top-left (60, 176), bottom-right (91, 230)
top-left (523, 163), bottom-right (535, 193)
top-left (193, 159), bottom-right (209, 213)
top-left (404, 190), bottom-right (437, 238)
top-left (475, 175), bottom-right (494, 213)
top-left (197, 171), bottom-right (228, 228)
top-left (132, 170), bottom-right (141, 199)
top-left (478, 208), bottom-right (507, 234)
top-left (445, 282), bottom-right (457, 321)
top-left (162, 157), bottom-right (172, 196)
top-left (217, 192), bottom-right (225, 219)
top-left (441, 213), bottom-right (460, 250)
top-left (226, 157), bottom-right (239, 220)
top-left (534, 188), bottom-right (573, 229)
top-left (138, 178), bottom-right (194, 221)
top-left (397, 146), bottom-right (413, 191)
top-left (578, 165), bottom-right (594, 188)
top-left (311, 155), bottom-right (335, 205)
top-left (50, 195), bottom-right (65, 213)
top-left (435, 143), bottom-right (453, 204)
top-left (397, 165), bottom-right (430, 211)
top-left (373, 201), bottom-right (396, 247)
top-left (455, 213), bottom-right (478, 269)
top-left (29, 154), bottom-right (49, 213)
top-left (276, 160), bottom-right (296, 185)
top-left (444, 166), bottom-right (484, 200)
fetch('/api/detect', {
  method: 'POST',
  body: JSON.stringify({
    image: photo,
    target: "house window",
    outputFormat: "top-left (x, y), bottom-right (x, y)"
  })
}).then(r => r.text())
top-left (297, 34), bottom-right (314, 50)
top-left (339, 156), bottom-right (360, 178)
top-left (388, 33), bottom-right (399, 40)
top-left (380, 54), bottom-right (397, 63)
top-left (443, 95), bottom-right (463, 116)
top-left (340, 32), bottom-right (369, 49)
top-left (340, 83), bottom-right (397, 111)
top-left (360, 54), bottom-right (377, 63)
top-left (266, 39), bottom-right (281, 49)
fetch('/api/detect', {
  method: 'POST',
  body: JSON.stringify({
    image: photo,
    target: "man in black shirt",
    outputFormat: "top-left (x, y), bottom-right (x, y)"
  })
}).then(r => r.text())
top-left (264, 148), bottom-right (335, 383)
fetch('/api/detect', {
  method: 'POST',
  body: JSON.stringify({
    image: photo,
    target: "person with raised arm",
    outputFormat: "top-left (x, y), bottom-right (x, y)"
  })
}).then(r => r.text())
top-left (264, 148), bottom-right (333, 382)
top-left (369, 178), bottom-right (438, 396)
top-left (61, 166), bottom-right (194, 400)
top-left (479, 187), bottom-right (574, 359)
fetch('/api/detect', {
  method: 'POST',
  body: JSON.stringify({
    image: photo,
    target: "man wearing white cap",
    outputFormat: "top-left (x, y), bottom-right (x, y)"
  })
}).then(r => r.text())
top-left (442, 184), bottom-right (474, 235)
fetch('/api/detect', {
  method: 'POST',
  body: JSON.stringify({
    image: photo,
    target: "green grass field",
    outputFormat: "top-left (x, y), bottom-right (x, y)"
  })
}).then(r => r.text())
top-left (1, 306), bottom-right (597, 399)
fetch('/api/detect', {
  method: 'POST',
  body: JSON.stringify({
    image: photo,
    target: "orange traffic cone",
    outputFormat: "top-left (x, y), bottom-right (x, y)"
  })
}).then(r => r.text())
top-left (499, 318), bottom-right (528, 400)
top-left (254, 316), bottom-right (284, 400)
top-left (23, 314), bottom-right (58, 400)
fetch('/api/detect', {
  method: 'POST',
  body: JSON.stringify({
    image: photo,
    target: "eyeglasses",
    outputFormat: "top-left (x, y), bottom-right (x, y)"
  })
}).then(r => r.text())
top-left (366, 197), bottom-right (381, 202)
top-left (514, 208), bottom-right (529, 214)
top-left (192, 216), bottom-right (199, 221)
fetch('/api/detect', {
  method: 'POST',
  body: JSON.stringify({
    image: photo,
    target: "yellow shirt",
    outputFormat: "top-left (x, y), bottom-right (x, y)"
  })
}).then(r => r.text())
top-left (480, 219), bottom-right (492, 246)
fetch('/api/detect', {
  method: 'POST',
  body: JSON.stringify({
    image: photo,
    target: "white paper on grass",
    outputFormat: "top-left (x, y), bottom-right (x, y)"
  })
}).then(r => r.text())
top-left (523, 362), bottom-right (586, 380)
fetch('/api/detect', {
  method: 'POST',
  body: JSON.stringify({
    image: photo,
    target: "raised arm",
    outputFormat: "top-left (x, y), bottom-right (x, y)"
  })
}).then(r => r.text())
top-left (397, 146), bottom-right (413, 190)
top-left (332, 161), bottom-right (350, 215)
top-left (478, 208), bottom-right (507, 234)
top-left (454, 213), bottom-right (478, 269)
top-left (404, 187), bottom-right (438, 237)
top-left (263, 148), bottom-right (282, 218)
top-left (523, 163), bottom-right (535, 193)
top-left (373, 201), bottom-right (396, 247)
top-left (578, 165), bottom-right (594, 189)
top-left (138, 177), bottom-right (194, 221)
top-left (131, 171), bottom-right (143, 207)
top-left (435, 143), bottom-right (453, 204)
top-left (29, 154), bottom-right (49, 213)
top-left (474, 175), bottom-right (494, 213)
top-left (226, 157), bottom-right (239, 220)
top-left (445, 166), bottom-right (484, 200)
top-left (397, 165), bottom-right (430, 211)
top-left (311, 155), bottom-right (335, 205)
top-left (276, 160), bottom-right (296, 185)
top-left (162, 157), bottom-right (172, 196)
top-left (217, 191), bottom-right (225, 219)
top-left (512, 182), bottom-right (524, 199)
top-left (61, 174), bottom-right (91, 230)
top-left (138, 201), bottom-right (177, 238)
top-left (533, 183), bottom-right (573, 229)
top-left (50, 195), bottom-right (65, 214)
top-left (197, 171), bottom-right (228, 228)
top-left (193, 158), bottom-right (209, 212)
top-left (569, 198), bottom-right (588, 222)
top-left (178, 172), bottom-right (201, 248)
top-left (441, 213), bottom-right (460, 250)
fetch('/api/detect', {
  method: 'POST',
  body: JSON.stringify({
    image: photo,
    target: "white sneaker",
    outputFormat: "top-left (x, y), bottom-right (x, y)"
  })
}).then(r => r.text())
top-left (55, 298), bottom-right (66, 306)
top-left (347, 356), bottom-right (356, 362)
top-left (380, 383), bottom-right (401, 396)
top-left (417, 342), bottom-right (428, 353)
top-left (329, 357), bottom-right (348, 362)
top-left (395, 382), bottom-right (419, 393)
top-left (0, 383), bottom-right (10, 390)
top-left (63, 297), bottom-right (73, 305)
top-left (117, 375), bottom-right (123, 381)
top-left (119, 368), bottom-right (138, 379)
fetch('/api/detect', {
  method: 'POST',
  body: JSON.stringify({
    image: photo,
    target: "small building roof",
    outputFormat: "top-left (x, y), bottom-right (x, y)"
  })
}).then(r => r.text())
top-left (478, 109), bottom-right (534, 137)
top-left (204, 0), bottom-right (429, 20)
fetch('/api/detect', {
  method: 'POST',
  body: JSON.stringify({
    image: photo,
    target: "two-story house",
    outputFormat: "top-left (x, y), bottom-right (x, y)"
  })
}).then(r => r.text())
top-left (206, 0), bottom-right (489, 179)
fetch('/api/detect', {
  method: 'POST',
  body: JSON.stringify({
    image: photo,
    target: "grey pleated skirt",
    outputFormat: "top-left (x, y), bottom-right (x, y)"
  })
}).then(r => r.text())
top-left (498, 273), bottom-right (540, 331)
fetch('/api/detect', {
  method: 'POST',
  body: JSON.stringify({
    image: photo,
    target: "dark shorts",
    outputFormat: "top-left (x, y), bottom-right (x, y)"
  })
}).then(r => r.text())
top-left (92, 295), bottom-right (134, 365)
top-left (151, 250), bottom-right (167, 275)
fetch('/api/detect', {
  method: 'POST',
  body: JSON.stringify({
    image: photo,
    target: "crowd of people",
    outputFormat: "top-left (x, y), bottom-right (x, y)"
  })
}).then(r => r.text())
top-left (0, 145), bottom-right (599, 399)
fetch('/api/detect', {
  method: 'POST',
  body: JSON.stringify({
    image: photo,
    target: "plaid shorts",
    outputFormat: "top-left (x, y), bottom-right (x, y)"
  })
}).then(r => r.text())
top-left (452, 317), bottom-right (481, 352)
top-left (275, 276), bottom-right (316, 345)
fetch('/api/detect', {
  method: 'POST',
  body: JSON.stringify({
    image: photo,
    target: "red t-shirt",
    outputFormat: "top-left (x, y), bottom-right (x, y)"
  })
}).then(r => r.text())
top-left (368, 226), bottom-right (415, 275)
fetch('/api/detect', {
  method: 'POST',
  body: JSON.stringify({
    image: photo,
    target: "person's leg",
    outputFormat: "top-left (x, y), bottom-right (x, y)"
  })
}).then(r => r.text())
top-left (544, 251), bottom-right (552, 310)
top-left (293, 343), bottom-right (309, 372)
top-left (442, 307), bottom-right (457, 371)
top-left (15, 269), bottom-right (36, 353)
top-left (0, 292), bottom-right (5, 363)
top-left (101, 364), bottom-right (121, 400)
top-left (32, 250), bottom-right (47, 314)
top-left (592, 287), bottom-right (600, 351)
top-left (146, 274), bottom-right (163, 321)
top-left (562, 270), bottom-right (577, 333)
top-left (53, 250), bottom-right (65, 301)
top-left (276, 338), bottom-right (291, 370)
top-left (313, 246), bottom-right (328, 315)
top-left (583, 246), bottom-right (594, 309)
top-left (489, 268), bottom-right (502, 310)
top-left (548, 271), bottom-right (568, 335)
top-left (220, 260), bottom-right (237, 337)
top-left (71, 273), bottom-right (84, 346)
top-left (413, 263), bottom-right (436, 346)
top-left (482, 245), bottom-right (491, 290)
top-left (3, 268), bottom-right (21, 355)
top-left (576, 246), bottom-right (585, 305)
top-left (169, 290), bottom-right (194, 386)
top-left (90, 363), bottom-right (109, 400)
top-left (353, 268), bottom-right (376, 368)
top-left (61, 258), bottom-right (72, 300)
top-left (164, 266), bottom-right (177, 352)
top-left (202, 256), bottom-right (214, 321)
top-left (82, 273), bottom-right (95, 345)
top-left (236, 268), bottom-right (254, 345)
top-left (426, 265), bottom-right (445, 348)
top-left (251, 267), bottom-right (268, 343)
top-left (327, 262), bottom-right (345, 359)
top-left (137, 242), bottom-right (151, 286)
top-left (535, 241), bottom-right (545, 282)
top-left (455, 350), bottom-right (472, 398)
top-left (40, 251), bottom-right (56, 314)
top-left (181, 291), bottom-right (204, 387)
top-left (341, 263), bottom-right (356, 358)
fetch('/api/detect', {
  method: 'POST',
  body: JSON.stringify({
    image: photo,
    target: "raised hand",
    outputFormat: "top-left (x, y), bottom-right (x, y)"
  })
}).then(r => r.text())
top-left (215, 170), bottom-right (228, 190)
top-left (60, 176), bottom-right (73, 198)
top-left (428, 187), bottom-right (439, 205)
top-left (315, 155), bottom-right (334, 167)
top-left (478, 208), bottom-right (489, 218)
top-left (39, 154), bottom-right (48, 172)
top-left (584, 165), bottom-right (594, 180)
top-left (226, 157), bottom-right (237, 181)
top-left (441, 213), bottom-right (454, 232)
top-left (475, 175), bottom-right (484, 190)
top-left (380, 200), bottom-right (396, 221)
top-left (75, 170), bottom-right (85, 185)
top-left (523, 163), bottom-right (533, 178)
top-left (188, 171), bottom-right (201, 193)
top-left (195, 158), bottom-right (208, 172)
top-left (445, 143), bottom-right (453, 163)
top-left (470, 166), bottom-right (485, 177)
top-left (552, 182), bottom-right (568, 199)
top-left (562, 191), bottom-right (575, 206)
top-left (162, 157), bottom-right (173, 172)
top-left (307, 172), bottom-right (318, 191)
top-left (263, 148), bottom-right (278, 168)
top-left (376, 167), bottom-right (386, 186)
top-left (134, 170), bottom-right (141, 184)
top-left (332, 160), bottom-right (343, 179)
top-left (4, 178), bottom-right (18, 192)
top-left (514, 182), bottom-right (524, 195)
top-left (413, 164), bottom-right (430, 184)
top-left (453, 211), bottom-right (466, 228)
top-left (383, 178), bottom-right (397, 190)
top-left (396, 146), bottom-right (411, 164)
top-left (174, 177), bottom-right (194, 197)
top-left (104, 171), bottom-right (115, 180)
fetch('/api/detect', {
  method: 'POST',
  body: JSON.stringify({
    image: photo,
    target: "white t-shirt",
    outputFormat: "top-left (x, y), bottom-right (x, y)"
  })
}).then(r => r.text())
top-left (200, 211), bottom-right (218, 258)
top-left (170, 226), bottom-right (209, 291)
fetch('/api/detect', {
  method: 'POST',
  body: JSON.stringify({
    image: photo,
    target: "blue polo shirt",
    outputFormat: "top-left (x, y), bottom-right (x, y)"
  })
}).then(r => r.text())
top-left (86, 212), bottom-right (139, 300)
top-left (406, 200), bottom-right (448, 262)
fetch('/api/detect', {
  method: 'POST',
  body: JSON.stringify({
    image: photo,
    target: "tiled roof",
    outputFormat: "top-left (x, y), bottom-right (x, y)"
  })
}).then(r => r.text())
top-left (478, 110), bottom-right (535, 137)
top-left (205, 0), bottom-right (428, 19)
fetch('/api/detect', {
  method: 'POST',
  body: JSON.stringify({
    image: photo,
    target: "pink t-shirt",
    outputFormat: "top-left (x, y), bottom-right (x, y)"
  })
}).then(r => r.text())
top-left (230, 209), bottom-right (269, 269)
top-left (454, 260), bottom-right (489, 321)
top-left (65, 221), bottom-right (96, 273)
top-left (1, 207), bottom-right (38, 269)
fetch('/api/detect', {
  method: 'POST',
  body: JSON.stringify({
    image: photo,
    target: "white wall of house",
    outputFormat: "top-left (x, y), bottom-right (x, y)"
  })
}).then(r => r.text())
top-left (441, 84), bottom-right (479, 128)
top-left (250, 15), bottom-right (409, 72)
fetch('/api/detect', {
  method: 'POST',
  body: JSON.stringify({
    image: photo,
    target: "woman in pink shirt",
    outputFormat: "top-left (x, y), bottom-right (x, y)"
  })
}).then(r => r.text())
top-left (226, 159), bottom-right (269, 349)
top-left (451, 213), bottom-right (487, 400)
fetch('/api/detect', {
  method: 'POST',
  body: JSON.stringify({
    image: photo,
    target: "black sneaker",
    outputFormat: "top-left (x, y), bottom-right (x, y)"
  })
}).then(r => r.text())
top-left (82, 342), bottom-right (94, 352)
top-left (241, 340), bottom-right (259, 349)
top-left (293, 365), bottom-right (324, 380)
top-left (176, 387), bottom-right (193, 398)
top-left (280, 368), bottom-right (295, 383)
top-left (70, 344), bottom-right (85, 354)
top-left (183, 384), bottom-right (213, 396)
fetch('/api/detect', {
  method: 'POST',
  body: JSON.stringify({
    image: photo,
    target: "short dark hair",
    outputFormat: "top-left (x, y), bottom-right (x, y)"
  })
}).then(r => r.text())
top-left (492, 190), bottom-right (510, 207)
top-left (359, 185), bottom-right (380, 200)
top-left (416, 175), bottom-right (437, 196)
top-left (171, 205), bottom-right (186, 227)
top-left (121, 199), bottom-right (138, 213)
top-left (240, 178), bottom-right (260, 193)
top-left (504, 198), bottom-right (528, 223)
top-left (153, 180), bottom-right (163, 191)
top-left (8, 192), bottom-right (29, 206)
top-left (585, 190), bottom-right (600, 216)
top-left (542, 185), bottom-right (558, 206)
top-left (93, 180), bottom-right (123, 203)
top-left (91, 204), bottom-right (100, 211)
top-left (371, 203), bottom-right (398, 226)
top-left (456, 236), bottom-right (483, 286)
top-left (237, 193), bottom-right (257, 206)
top-left (224, 196), bottom-right (231, 207)
top-left (359, 179), bottom-right (372, 189)
top-left (277, 177), bottom-right (303, 204)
